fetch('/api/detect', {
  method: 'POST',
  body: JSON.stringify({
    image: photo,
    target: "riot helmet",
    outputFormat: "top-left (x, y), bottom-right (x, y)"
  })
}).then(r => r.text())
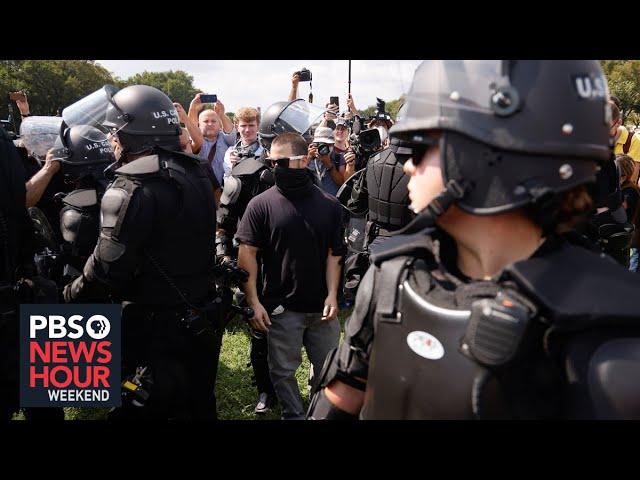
top-left (258, 99), bottom-right (327, 150)
top-left (390, 60), bottom-right (610, 231)
top-left (49, 123), bottom-right (115, 182)
top-left (63, 84), bottom-right (181, 159)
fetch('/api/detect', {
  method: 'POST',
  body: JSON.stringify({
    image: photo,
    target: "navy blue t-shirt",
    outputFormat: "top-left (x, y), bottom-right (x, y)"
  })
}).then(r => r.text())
top-left (236, 184), bottom-right (346, 312)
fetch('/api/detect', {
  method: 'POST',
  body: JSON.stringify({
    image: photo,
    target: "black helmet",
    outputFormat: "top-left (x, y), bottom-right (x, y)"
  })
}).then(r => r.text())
top-left (49, 124), bottom-right (115, 182)
top-left (258, 99), bottom-right (326, 150)
top-left (103, 85), bottom-right (181, 155)
top-left (391, 60), bottom-right (610, 229)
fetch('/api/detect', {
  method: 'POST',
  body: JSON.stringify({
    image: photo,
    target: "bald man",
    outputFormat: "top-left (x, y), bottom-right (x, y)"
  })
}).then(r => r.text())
top-left (188, 93), bottom-right (237, 188)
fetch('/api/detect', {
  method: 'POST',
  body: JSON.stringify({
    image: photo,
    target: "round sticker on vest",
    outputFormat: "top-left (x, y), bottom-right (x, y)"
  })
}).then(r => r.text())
top-left (406, 331), bottom-right (445, 360)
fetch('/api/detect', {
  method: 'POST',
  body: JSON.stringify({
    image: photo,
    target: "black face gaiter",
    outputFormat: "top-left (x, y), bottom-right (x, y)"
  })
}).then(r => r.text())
top-left (274, 166), bottom-right (314, 199)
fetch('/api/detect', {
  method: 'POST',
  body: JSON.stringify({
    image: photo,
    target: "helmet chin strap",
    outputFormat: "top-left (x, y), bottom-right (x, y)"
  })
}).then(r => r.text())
top-left (392, 178), bottom-right (467, 235)
top-left (393, 134), bottom-right (469, 236)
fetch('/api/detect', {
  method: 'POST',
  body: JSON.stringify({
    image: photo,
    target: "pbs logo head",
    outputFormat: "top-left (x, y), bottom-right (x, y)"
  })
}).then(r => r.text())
top-left (86, 315), bottom-right (111, 339)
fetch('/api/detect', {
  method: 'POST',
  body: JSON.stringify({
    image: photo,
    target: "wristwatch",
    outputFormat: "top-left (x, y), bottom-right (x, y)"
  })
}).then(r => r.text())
top-left (21, 113), bottom-right (31, 117)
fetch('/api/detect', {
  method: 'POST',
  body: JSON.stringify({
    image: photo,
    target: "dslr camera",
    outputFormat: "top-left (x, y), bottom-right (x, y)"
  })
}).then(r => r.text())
top-left (313, 143), bottom-right (331, 156)
top-left (295, 68), bottom-right (312, 82)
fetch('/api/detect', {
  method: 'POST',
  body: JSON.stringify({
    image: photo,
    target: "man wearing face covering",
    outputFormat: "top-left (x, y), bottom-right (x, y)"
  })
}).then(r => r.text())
top-left (236, 132), bottom-right (346, 420)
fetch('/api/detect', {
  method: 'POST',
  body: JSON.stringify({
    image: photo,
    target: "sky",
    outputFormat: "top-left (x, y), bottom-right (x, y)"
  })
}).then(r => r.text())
top-left (95, 60), bottom-right (422, 113)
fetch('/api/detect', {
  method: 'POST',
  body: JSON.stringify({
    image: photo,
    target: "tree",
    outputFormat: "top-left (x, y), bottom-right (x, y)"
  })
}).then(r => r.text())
top-left (0, 60), bottom-right (116, 127)
top-left (601, 60), bottom-right (640, 127)
top-left (121, 70), bottom-right (200, 110)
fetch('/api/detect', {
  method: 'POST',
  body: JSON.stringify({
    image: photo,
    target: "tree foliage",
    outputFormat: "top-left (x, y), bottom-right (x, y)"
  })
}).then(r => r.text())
top-left (601, 60), bottom-right (640, 126)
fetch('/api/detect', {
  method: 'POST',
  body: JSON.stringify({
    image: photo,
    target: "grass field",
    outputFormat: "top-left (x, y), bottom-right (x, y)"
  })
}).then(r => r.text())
top-left (14, 309), bottom-right (351, 421)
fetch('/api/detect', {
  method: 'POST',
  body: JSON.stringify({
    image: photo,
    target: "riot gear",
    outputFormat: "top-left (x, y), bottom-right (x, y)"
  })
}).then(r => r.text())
top-left (258, 99), bottom-right (326, 150)
top-left (63, 84), bottom-right (182, 158)
top-left (390, 60), bottom-right (610, 232)
top-left (308, 60), bottom-right (640, 421)
top-left (62, 86), bottom-right (221, 419)
top-left (49, 124), bottom-right (115, 183)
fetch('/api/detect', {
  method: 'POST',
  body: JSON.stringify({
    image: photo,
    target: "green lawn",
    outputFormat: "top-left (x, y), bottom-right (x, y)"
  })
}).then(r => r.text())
top-left (14, 309), bottom-right (351, 421)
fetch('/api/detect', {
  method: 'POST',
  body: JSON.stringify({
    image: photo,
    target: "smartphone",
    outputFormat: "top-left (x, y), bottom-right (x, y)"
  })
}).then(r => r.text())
top-left (330, 96), bottom-right (339, 108)
top-left (200, 94), bottom-right (217, 104)
top-left (9, 91), bottom-right (26, 102)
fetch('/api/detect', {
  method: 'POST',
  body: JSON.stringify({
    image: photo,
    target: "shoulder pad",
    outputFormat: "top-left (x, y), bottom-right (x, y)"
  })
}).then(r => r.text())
top-left (231, 157), bottom-right (268, 177)
top-left (62, 188), bottom-right (98, 208)
top-left (505, 242), bottom-right (640, 329)
top-left (220, 175), bottom-right (243, 206)
top-left (115, 155), bottom-right (160, 176)
top-left (370, 230), bottom-right (437, 266)
top-left (100, 187), bottom-right (130, 229)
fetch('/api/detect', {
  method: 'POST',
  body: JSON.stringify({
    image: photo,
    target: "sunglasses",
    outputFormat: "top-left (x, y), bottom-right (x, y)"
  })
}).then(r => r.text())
top-left (266, 154), bottom-right (306, 168)
top-left (399, 135), bottom-right (439, 166)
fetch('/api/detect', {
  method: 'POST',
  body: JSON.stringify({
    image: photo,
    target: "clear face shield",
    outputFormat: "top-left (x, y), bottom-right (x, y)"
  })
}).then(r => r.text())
top-left (19, 116), bottom-right (64, 161)
top-left (62, 85), bottom-right (124, 133)
top-left (278, 99), bottom-right (328, 142)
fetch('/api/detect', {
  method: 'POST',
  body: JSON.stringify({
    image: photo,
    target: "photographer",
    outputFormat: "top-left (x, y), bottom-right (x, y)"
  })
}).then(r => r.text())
top-left (174, 102), bottom-right (203, 154)
top-left (223, 107), bottom-right (263, 178)
top-left (188, 93), bottom-right (236, 190)
top-left (308, 127), bottom-right (346, 196)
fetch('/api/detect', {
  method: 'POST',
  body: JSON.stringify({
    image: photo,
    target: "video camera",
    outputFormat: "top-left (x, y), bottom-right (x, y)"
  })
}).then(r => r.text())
top-left (348, 115), bottom-right (382, 165)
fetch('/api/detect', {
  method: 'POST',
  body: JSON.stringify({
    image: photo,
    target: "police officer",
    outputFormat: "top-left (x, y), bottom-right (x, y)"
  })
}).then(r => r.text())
top-left (62, 85), bottom-right (219, 420)
top-left (308, 60), bottom-right (640, 420)
top-left (33, 124), bottom-right (115, 285)
top-left (335, 103), bottom-right (410, 306)
top-left (216, 99), bottom-right (326, 414)
top-left (340, 104), bottom-right (415, 301)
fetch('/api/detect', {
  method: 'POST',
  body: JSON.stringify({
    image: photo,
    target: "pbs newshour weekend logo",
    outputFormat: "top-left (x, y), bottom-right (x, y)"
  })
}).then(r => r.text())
top-left (20, 304), bottom-right (121, 407)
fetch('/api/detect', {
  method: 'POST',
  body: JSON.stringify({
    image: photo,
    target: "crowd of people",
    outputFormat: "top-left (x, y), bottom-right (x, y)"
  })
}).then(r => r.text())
top-left (2, 60), bottom-right (640, 421)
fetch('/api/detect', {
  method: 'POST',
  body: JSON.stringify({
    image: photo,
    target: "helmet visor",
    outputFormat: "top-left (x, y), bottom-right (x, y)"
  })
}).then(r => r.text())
top-left (278, 99), bottom-right (327, 137)
top-left (62, 85), bottom-right (119, 131)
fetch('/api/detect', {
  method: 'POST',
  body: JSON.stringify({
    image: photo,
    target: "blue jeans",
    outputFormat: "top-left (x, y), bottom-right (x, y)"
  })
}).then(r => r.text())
top-left (630, 248), bottom-right (638, 273)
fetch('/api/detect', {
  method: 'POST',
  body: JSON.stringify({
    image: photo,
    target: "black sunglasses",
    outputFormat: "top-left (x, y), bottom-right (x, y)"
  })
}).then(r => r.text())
top-left (397, 134), bottom-right (438, 166)
top-left (266, 155), bottom-right (306, 168)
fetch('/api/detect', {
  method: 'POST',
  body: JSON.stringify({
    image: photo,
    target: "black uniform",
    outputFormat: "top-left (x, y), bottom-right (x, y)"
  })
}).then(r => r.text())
top-left (64, 147), bottom-right (219, 420)
top-left (216, 154), bottom-right (276, 400)
top-left (313, 232), bottom-right (640, 419)
top-left (342, 142), bottom-right (413, 300)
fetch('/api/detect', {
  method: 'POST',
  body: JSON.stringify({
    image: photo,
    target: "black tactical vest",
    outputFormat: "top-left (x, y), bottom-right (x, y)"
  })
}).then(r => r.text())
top-left (114, 149), bottom-right (217, 305)
top-left (366, 148), bottom-right (411, 229)
top-left (361, 257), bottom-right (482, 419)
